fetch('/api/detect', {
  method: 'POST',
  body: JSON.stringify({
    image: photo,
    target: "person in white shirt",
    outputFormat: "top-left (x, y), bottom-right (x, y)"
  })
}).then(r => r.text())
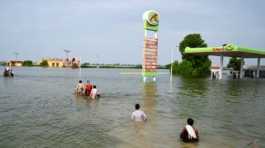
top-left (5, 66), bottom-right (9, 71)
top-left (75, 80), bottom-right (84, 95)
top-left (131, 104), bottom-right (147, 122)
top-left (180, 118), bottom-right (199, 142)
top-left (90, 85), bottom-right (99, 99)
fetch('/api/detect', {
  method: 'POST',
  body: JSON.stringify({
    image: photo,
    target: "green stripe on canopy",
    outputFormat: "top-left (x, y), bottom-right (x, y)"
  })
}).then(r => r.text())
top-left (184, 44), bottom-right (265, 58)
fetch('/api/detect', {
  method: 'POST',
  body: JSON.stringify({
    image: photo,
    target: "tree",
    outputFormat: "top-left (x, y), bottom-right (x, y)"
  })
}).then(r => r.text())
top-left (40, 60), bottom-right (48, 67)
top-left (179, 34), bottom-right (207, 58)
top-left (227, 57), bottom-right (244, 71)
top-left (135, 64), bottom-right (142, 69)
top-left (22, 60), bottom-right (33, 66)
top-left (174, 33), bottom-right (211, 77)
top-left (166, 60), bottom-right (178, 74)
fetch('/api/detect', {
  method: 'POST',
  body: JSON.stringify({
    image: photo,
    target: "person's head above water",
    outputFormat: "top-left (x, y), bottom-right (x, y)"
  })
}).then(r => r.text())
top-left (135, 104), bottom-right (140, 110)
top-left (79, 80), bottom-right (82, 83)
top-left (93, 85), bottom-right (96, 88)
top-left (187, 118), bottom-right (194, 126)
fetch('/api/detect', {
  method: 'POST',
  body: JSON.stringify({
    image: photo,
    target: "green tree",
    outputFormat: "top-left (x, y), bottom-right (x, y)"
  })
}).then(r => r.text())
top-left (174, 33), bottom-right (211, 77)
top-left (227, 57), bottom-right (244, 71)
top-left (175, 60), bottom-right (193, 76)
top-left (135, 64), bottom-right (142, 69)
top-left (179, 34), bottom-right (207, 58)
top-left (22, 60), bottom-right (33, 66)
top-left (40, 60), bottom-right (48, 67)
top-left (166, 60), bottom-right (178, 74)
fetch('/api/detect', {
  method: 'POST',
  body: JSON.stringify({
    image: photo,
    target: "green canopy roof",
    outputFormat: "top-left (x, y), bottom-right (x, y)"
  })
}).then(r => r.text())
top-left (184, 44), bottom-right (265, 58)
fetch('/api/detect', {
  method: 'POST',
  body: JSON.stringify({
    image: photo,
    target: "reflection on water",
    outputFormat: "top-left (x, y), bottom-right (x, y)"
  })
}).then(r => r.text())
top-left (143, 82), bottom-right (157, 119)
top-left (0, 67), bottom-right (264, 148)
top-left (178, 78), bottom-right (208, 97)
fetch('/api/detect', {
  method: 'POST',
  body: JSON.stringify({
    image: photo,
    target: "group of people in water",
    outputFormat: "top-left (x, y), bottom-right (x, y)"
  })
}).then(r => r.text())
top-left (76, 83), bottom-right (199, 142)
top-left (131, 103), bottom-right (199, 143)
top-left (75, 80), bottom-right (199, 143)
top-left (75, 80), bottom-right (99, 99)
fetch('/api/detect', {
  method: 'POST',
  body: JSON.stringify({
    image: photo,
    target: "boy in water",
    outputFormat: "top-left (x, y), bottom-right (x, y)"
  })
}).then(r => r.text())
top-left (90, 85), bottom-right (99, 99)
top-left (131, 104), bottom-right (147, 122)
top-left (75, 80), bottom-right (84, 95)
top-left (180, 118), bottom-right (199, 142)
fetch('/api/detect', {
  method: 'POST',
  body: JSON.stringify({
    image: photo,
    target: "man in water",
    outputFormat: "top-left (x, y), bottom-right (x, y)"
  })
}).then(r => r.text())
top-left (75, 80), bottom-right (84, 95)
top-left (5, 66), bottom-right (9, 71)
top-left (180, 118), bottom-right (199, 142)
top-left (131, 104), bottom-right (147, 122)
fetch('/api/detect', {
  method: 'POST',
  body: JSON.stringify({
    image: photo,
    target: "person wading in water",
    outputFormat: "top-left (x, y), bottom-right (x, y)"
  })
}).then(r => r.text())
top-left (180, 118), bottom-right (199, 142)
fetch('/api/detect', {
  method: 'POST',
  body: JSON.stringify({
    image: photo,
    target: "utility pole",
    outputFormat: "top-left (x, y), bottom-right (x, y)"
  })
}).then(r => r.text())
top-left (170, 46), bottom-right (178, 82)
top-left (14, 52), bottom-right (19, 60)
top-left (63, 49), bottom-right (71, 59)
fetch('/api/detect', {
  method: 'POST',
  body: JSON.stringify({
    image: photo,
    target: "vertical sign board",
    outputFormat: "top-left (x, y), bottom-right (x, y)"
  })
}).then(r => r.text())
top-left (142, 10), bottom-right (160, 82)
top-left (143, 38), bottom-right (158, 75)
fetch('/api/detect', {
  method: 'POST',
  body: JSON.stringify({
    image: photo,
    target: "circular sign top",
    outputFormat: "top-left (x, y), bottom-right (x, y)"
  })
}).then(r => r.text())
top-left (143, 10), bottom-right (160, 26)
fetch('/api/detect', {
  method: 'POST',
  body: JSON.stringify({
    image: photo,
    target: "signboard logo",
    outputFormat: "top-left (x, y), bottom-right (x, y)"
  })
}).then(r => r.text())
top-left (143, 10), bottom-right (160, 32)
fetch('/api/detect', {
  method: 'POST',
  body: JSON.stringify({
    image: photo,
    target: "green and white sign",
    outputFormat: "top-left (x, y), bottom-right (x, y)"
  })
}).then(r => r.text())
top-left (143, 10), bottom-right (160, 32)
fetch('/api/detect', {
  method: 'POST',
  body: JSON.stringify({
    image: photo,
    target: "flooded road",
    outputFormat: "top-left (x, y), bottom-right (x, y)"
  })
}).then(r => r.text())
top-left (0, 67), bottom-right (264, 147)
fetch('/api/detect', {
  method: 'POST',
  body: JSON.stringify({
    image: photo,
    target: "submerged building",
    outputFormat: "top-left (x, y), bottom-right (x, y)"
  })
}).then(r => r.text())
top-left (45, 58), bottom-right (64, 68)
top-left (41, 57), bottom-right (80, 68)
top-left (244, 65), bottom-right (265, 78)
top-left (63, 57), bottom-right (80, 68)
top-left (8, 60), bottom-right (24, 67)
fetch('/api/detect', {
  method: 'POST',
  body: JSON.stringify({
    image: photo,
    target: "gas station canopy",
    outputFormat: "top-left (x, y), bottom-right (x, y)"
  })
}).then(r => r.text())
top-left (184, 44), bottom-right (265, 58)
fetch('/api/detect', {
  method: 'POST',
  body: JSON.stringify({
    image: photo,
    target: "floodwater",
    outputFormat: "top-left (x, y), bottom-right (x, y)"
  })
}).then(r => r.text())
top-left (0, 67), bottom-right (264, 148)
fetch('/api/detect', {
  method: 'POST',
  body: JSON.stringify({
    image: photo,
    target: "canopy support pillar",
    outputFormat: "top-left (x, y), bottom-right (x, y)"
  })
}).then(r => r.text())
top-left (257, 58), bottom-right (260, 78)
top-left (240, 58), bottom-right (244, 79)
top-left (219, 55), bottom-right (223, 79)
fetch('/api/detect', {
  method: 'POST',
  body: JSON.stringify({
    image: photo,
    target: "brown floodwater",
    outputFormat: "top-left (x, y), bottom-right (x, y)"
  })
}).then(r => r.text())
top-left (0, 67), bottom-right (264, 148)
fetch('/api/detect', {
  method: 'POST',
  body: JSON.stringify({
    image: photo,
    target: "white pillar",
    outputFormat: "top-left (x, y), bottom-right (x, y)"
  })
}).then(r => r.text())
top-left (257, 58), bottom-right (260, 78)
top-left (219, 55), bottom-right (223, 79)
top-left (210, 70), bottom-right (213, 80)
top-left (240, 58), bottom-right (244, 79)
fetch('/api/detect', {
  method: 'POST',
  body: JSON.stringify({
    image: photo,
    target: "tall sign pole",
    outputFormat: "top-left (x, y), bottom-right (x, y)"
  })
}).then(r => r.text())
top-left (142, 10), bottom-right (160, 82)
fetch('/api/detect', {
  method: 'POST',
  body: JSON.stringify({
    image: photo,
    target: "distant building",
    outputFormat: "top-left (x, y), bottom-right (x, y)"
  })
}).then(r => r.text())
top-left (63, 57), bottom-right (80, 68)
top-left (44, 58), bottom-right (64, 68)
top-left (41, 57), bottom-right (80, 68)
top-left (8, 60), bottom-right (24, 67)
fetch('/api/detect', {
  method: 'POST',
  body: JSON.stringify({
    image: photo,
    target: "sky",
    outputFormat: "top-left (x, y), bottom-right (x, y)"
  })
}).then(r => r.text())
top-left (0, 0), bottom-right (265, 65)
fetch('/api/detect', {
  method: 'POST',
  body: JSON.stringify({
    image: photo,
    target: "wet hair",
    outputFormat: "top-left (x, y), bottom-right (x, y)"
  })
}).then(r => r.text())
top-left (187, 118), bottom-right (194, 126)
top-left (93, 85), bottom-right (96, 88)
top-left (135, 104), bottom-right (140, 110)
top-left (79, 80), bottom-right (82, 83)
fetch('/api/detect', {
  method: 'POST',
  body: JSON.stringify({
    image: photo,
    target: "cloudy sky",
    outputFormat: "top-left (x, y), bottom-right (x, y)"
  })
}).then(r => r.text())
top-left (0, 0), bottom-right (265, 65)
